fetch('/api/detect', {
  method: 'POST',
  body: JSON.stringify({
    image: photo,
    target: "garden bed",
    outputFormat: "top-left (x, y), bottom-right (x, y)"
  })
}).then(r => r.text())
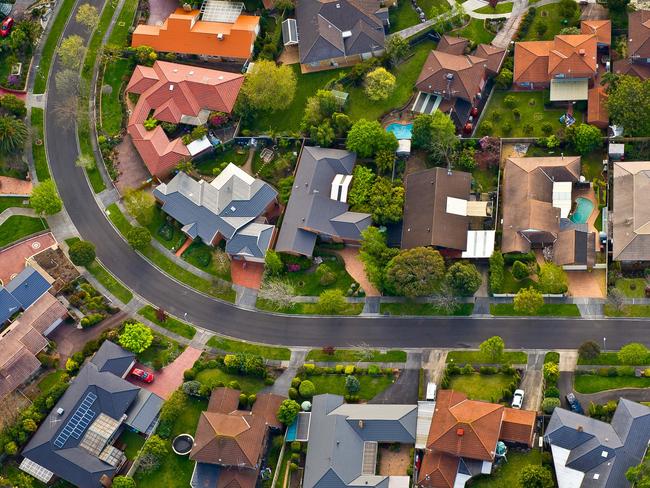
top-left (194, 367), bottom-right (268, 394)
top-left (306, 349), bottom-right (406, 362)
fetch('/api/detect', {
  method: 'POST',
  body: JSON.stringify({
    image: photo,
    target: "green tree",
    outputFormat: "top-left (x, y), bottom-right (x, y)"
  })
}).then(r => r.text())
top-left (277, 176), bottom-right (294, 205)
top-left (384, 247), bottom-right (446, 297)
top-left (241, 60), bottom-right (296, 112)
top-left (518, 465), bottom-right (554, 488)
top-left (456, 147), bottom-right (476, 171)
top-left (119, 321), bottom-right (153, 353)
top-left (345, 375), bottom-right (360, 393)
top-left (538, 263), bottom-right (568, 294)
top-left (489, 251), bottom-right (505, 293)
top-left (0, 94), bottom-right (26, 117)
top-left (385, 35), bottom-right (410, 66)
top-left (127, 227), bottom-right (152, 250)
top-left (139, 434), bottom-right (168, 473)
top-left (265, 250), bottom-right (284, 276)
top-left (347, 165), bottom-right (375, 211)
top-left (310, 120), bottom-right (335, 147)
top-left (578, 340), bottom-right (601, 359)
top-left (375, 149), bottom-right (395, 175)
top-left (346, 119), bottom-right (396, 158)
top-left (568, 123), bottom-right (602, 155)
top-left (30, 180), bottom-right (62, 216)
top-left (626, 456), bottom-right (650, 487)
top-left (302, 89), bottom-right (338, 129)
top-left (543, 362), bottom-right (559, 384)
top-left (411, 112), bottom-right (458, 166)
top-left (535, 21), bottom-right (548, 38)
top-left (365, 67), bottom-right (396, 101)
top-left (69, 240), bottom-right (96, 266)
top-left (511, 260), bottom-right (529, 280)
top-left (445, 262), bottom-right (482, 296)
top-left (559, 26), bottom-right (581, 34)
top-left (480, 336), bottom-right (504, 362)
top-left (606, 0), bottom-right (630, 11)
top-left (298, 379), bottom-right (315, 397)
top-left (359, 226), bottom-right (398, 292)
top-left (277, 399), bottom-right (301, 425)
top-left (76, 4), bottom-right (99, 33)
top-left (369, 177), bottom-right (404, 224)
top-left (112, 477), bottom-right (136, 488)
top-left (131, 45), bottom-right (157, 66)
top-left (558, 0), bottom-right (577, 18)
top-left (606, 75), bottom-right (650, 136)
top-left (513, 287), bottom-right (544, 315)
top-left (618, 342), bottom-right (649, 365)
top-left (317, 289), bottom-right (347, 314)
top-left (75, 153), bottom-right (95, 170)
top-left (123, 188), bottom-right (156, 226)
top-left (4, 441), bottom-right (17, 455)
top-left (58, 35), bottom-right (86, 70)
top-left (495, 68), bottom-right (513, 89)
top-left (331, 112), bottom-right (352, 136)
top-left (0, 115), bottom-right (28, 153)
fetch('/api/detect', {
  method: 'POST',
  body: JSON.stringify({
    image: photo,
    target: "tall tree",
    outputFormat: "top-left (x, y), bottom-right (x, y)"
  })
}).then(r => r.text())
top-left (346, 119), bottom-right (397, 158)
top-left (479, 336), bottom-right (505, 362)
top-left (518, 465), bottom-right (554, 488)
top-left (606, 75), bottom-right (650, 136)
top-left (0, 116), bottom-right (27, 153)
top-left (365, 68), bottom-right (396, 101)
top-left (567, 123), bottom-right (602, 155)
top-left (241, 60), bottom-right (296, 112)
top-left (369, 177), bottom-right (404, 224)
top-left (384, 247), bottom-right (445, 297)
top-left (513, 287), bottom-right (544, 315)
top-left (359, 226), bottom-right (398, 291)
top-left (411, 112), bottom-right (458, 165)
top-left (30, 180), bottom-right (62, 216)
top-left (69, 240), bottom-right (96, 266)
top-left (118, 321), bottom-right (153, 353)
top-left (76, 4), bottom-right (99, 33)
top-left (385, 35), bottom-right (410, 66)
top-left (58, 35), bottom-right (86, 70)
top-left (445, 262), bottom-right (482, 296)
top-left (123, 188), bottom-right (156, 226)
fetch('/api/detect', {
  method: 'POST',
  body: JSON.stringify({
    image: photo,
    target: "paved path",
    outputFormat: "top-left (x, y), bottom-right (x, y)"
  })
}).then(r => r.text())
top-left (520, 350), bottom-right (545, 411)
top-left (0, 206), bottom-right (36, 225)
top-left (336, 247), bottom-right (380, 297)
top-left (263, 349), bottom-right (307, 396)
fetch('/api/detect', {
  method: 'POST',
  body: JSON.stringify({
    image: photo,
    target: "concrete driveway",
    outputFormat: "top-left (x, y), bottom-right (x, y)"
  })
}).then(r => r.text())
top-left (520, 351), bottom-right (544, 411)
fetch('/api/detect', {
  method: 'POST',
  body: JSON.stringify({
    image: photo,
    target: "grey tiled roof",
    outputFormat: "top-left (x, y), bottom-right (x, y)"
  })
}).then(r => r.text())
top-left (275, 147), bottom-right (371, 256)
top-left (0, 288), bottom-right (21, 324)
top-left (5, 267), bottom-right (51, 310)
top-left (225, 222), bottom-right (275, 259)
top-left (90, 340), bottom-right (135, 377)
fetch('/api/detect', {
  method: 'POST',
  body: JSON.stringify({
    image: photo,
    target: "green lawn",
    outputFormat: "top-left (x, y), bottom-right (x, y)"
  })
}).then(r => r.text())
top-left (207, 336), bottom-right (291, 360)
top-left (380, 302), bottom-right (474, 316)
top-left (256, 298), bottom-right (364, 315)
top-left (118, 429), bottom-right (145, 460)
top-left (0, 196), bottom-right (29, 213)
top-left (418, 0), bottom-right (450, 16)
top-left (478, 90), bottom-right (573, 137)
top-left (100, 58), bottom-right (131, 137)
top-left (106, 204), bottom-right (236, 302)
top-left (446, 350), bottom-right (528, 365)
top-left (308, 374), bottom-right (394, 401)
top-left (577, 352), bottom-right (625, 366)
top-left (306, 349), bottom-right (407, 362)
top-left (181, 241), bottom-right (232, 281)
top-left (137, 332), bottom-right (186, 368)
top-left (142, 206), bottom-right (186, 251)
top-left (500, 266), bottom-right (538, 294)
top-left (614, 278), bottom-right (647, 298)
top-left (280, 254), bottom-right (354, 296)
top-left (475, 1), bottom-right (513, 14)
top-left (490, 303), bottom-right (581, 316)
top-left (389, 1), bottom-right (420, 32)
top-left (0, 215), bottom-right (48, 247)
top-left (87, 260), bottom-right (134, 304)
top-left (469, 450), bottom-right (544, 487)
top-left (520, 3), bottom-right (580, 41)
top-left (38, 370), bottom-right (67, 393)
top-left (31, 108), bottom-right (50, 181)
top-left (107, 0), bottom-right (139, 46)
top-left (605, 305), bottom-right (650, 318)
top-left (574, 375), bottom-right (650, 394)
top-left (472, 166), bottom-right (499, 193)
top-left (581, 149), bottom-right (605, 182)
top-left (455, 19), bottom-right (495, 44)
top-left (195, 368), bottom-right (267, 394)
top-left (139, 305), bottom-right (196, 340)
top-left (448, 373), bottom-right (513, 402)
top-left (33, 0), bottom-right (78, 94)
top-left (195, 146), bottom-right (250, 175)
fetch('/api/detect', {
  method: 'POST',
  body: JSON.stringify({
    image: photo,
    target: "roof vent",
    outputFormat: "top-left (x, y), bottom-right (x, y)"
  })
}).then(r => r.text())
top-left (230, 206), bottom-right (236, 212)
top-left (358, 420), bottom-right (364, 429)
top-left (579, 48), bottom-right (585, 55)
top-left (173, 68), bottom-right (179, 73)
top-left (218, 75), bottom-right (224, 80)
top-left (446, 73), bottom-right (454, 80)
top-left (342, 30), bottom-right (352, 38)
top-left (217, 33), bottom-right (224, 40)
top-left (601, 451), bottom-right (608, 458)
top-left (169, 84), bottom-right (174, 91)
top-left (336, 2), bottom-right (340, 7)
top-left (577, 425), bottom-right (584, 432)
top-left (189, 70), bottom-right (194, 75)
top-left (456, 428), bottom-right (464, 437)
top-left (57, 407), bottom-right (65, 416)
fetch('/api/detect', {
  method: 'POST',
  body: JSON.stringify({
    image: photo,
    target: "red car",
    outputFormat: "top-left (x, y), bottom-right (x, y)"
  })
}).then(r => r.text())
top-left (0, 17), bottom-right (14, 37)
top-left (131, 368), bottom-right (154, 383)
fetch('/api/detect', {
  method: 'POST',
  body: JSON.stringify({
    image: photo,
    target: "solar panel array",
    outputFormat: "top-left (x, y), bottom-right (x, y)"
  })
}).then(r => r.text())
top-left (53, 392), bottom-right (97, 448)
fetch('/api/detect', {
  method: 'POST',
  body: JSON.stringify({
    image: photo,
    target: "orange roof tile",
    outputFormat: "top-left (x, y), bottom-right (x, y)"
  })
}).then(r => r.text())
top-left (548, 35), bottom-right (597, 78)
top-left (587, 86), bottom-right (608, 128)
top-left (500, 408), bottom-right (536, 446)
top-left (418, 452), bottom-right (459, 488)
top-left (581, 19), bottom-right (611, 45)
top-left (513, 41), bottom-right (553, 83)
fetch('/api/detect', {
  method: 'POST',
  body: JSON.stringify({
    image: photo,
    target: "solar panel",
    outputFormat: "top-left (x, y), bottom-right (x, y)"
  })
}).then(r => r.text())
top-left (53, 392), bottom-right (97, 448)
top-left (200, 0), bottom-right (243, 23)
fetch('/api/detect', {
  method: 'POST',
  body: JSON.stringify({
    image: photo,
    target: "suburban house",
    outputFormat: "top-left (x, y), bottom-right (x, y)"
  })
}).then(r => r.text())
top-left (401, 167), bottom-right (494, 258)
top-left (611, 161), bottom-right (650, 263)
top-left (0, 267), bottom-right (68, 399)
top-left (414, 35), bottom-right (505, 130)
top-left (154, 164), bottom-right (278, 262)
top-left (131, 1), bottom-right (260, 63)
top-left (501, 156), bottom-right (597, 270)
top-left (275, 146), bottom-right (372, 257)
top-left (613, 11), bottom-right (650, 79)
top-left (544, 399), bottom-right (650, 488)
top-left (283, 0), bottom-right (388, 73)
top-left (20, 341), bottom-right (164, 488)
top-left (416, 390), bottom-right (536, 488)
top-left (189, 387), bottom-right (286, 488)
top-left (302, 394), bottom-right (417, 488)
top-left (125, 61), bottom-right (244, 178)
top-left (513, 21), bottom-right (610, 106)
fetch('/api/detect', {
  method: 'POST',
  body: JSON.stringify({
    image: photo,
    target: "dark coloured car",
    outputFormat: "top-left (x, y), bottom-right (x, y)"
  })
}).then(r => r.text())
top-left (566, 393), bottom-right (584, 414)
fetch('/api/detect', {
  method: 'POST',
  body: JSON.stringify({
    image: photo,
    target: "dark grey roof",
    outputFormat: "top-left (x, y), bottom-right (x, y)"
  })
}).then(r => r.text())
top-left (545, 399), bottom-right (650, 488)
top-left (125, 388), bottom-right (164, 433)
top-left (191, 463), bottom-right (221, 488)
top-left (303, 394), bottom-right (416, 488)
top-left (5, 267), bottom-right (51, 310)
top-left (296, 0), bottom-right (386, 64)
top-left (154, 167), bottom-right (277, 255)
top-left (225, 222), bottom-right (275, 260)
top-left (90, 340), bottom-right (135, 377)
top-left (0, 288), bottom-right (22, 324)
top-left (21, 342), bottom-right (152, 488)
top-left (275, 147), bottom-right (371, 256)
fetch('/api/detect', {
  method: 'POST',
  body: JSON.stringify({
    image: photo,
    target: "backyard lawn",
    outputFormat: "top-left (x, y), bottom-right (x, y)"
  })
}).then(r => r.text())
top-left (574, 375), bottom-right (650, 394)
top-left (389, 1), bottom-right (420, 31)
top-left (472, 166), bottom-right (499, 193)
top-left (469, 450), bottom-right (544, 487)
top-left (448, 373), bottom-right (512, 402)
top-left (478, 90), bottom-right (575, 137)
top-left (194, 368), bottom-right (267, 394)
top-left (520, 3), bottom-right (580, 41)
top-left (0, 215), bottom-right (48, 247)
top-left (490, 303), bottom-right (581, 316)
top-left (380, 302), bottom-right (474, 316)
top-left (38, 370), bottom-right (67, 393)
top-left (137, 332), bottom-right (186, 368)
top-left (139, 305), bottom-right (196, 340)
top-left (306, 349), bottom-right (406, 362)
top-left (475, 1), bottom-right (513, 14)
top-left (308, 374), bottom-right (394, 401)
top-left (118, 429), bottom-right (145, 460)
top-left (207, 336), bottom-right (291, 360)
top-left (195, 146), bottom-right (250, 175)
top-left (446, 350), bottom-right (528, 365)
top-left (454, 19), bottom-right (495, 44)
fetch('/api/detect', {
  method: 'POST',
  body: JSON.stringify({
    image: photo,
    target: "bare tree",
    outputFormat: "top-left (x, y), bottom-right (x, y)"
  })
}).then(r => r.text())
top-left (432, 287), bottom-right (459, 314)
top-left (258, 280), bottom-right (295, 311)
top-left (51, 96), bottom-right (79, 129)
top-left (607, 288), bottom-right (625, 313)
top-left (352, 342), bottom-right (375, 364)
top-left (55, 68), bottom-right (82, 96)
top-left (75, 154), bottom-right (95, 170)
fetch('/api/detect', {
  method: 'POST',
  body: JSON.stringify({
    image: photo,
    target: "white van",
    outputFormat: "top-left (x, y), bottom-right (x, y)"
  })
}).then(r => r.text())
top-left (426, 382), bottom-right (437, 402)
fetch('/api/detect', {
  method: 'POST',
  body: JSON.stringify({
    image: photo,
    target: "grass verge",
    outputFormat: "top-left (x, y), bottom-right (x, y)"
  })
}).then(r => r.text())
top-left (256, 298), bottom-right (364, 315)
top-left (490, 303), bottom-right (581, 317)
top-left (306, 349), bottom-right (406, 363)
top-left (574, 375), bottom-right (650, 394)
top-left (380, 302), bottom-right (474, 316)
top-left (207, 336), bottom-right (291, 360)
top-left (446, 350), bottom-right (528, 364)
top-left (31, 108), bottom-right (50, 181)
top-left (448, 372), bottom-right (512, 402)
top-left (138, 305), bottom-right (196, 340)
top-left (604, 304), bottom-right (650, 317)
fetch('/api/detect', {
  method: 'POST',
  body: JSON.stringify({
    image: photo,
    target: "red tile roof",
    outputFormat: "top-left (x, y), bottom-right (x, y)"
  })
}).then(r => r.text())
top-left (500, 408), bottom-right (536, 446)
top-left (418, 452), bottom-right (459, 488)
top-left (587, 86), bottom-right (608, 128)
top-left (416, 50), bottom-right (488, 102)
top-left (628, 10), bottom-right (650, 59)
top-left (581, 19), bottom-right (611, 45)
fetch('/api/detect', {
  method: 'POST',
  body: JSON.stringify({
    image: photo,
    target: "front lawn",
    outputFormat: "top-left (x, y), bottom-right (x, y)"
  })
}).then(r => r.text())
top-left (574, 375), bottom-right (650, 394)
top-left (454, 19), bottom-right (495, 44)
top-left (389, 1), bottom-right (420, 31)
top-left (207, 336), bottom-right (291, 360)
top-left (380, 302), bottom-right (474, 316)
top-left (0, 196), bottom-right (29, 213)
top-left (100, 58), bottom-right (132, 137)
top-left (87, 260), bottom-right (134, 304)
top-left (139, 305), bottom-right (196, 340)
top-left (418, 0), bottom-right (450, 15)
top-left (604, 305), bottom-right (650, 318)
top-left (194, 368), bottom-right (267, 394)
top-left (500, 266), bottom-right (538, 294)
top-left (519, 3), bottom-right (580, 41)
top-left (577, 352), bottom-right (624, 366)
top-left (0, 215), bottom-right (48, 247)
top-left (118, 429), bottom-right (145, 460)
top-left (38, 370), bottom-right (67, 393)
top-left (614, 278), bottom-right (647, 298)
top-left (469, 450), bottom-right (543, 487)
top-left (280, 254), bottom-right (354, 296)
top-left (490, 303), bottom-right (581, 316)
top-left (448, 372), bottom-right (513, 402)
top-left (308, 373), bottom-right (394, 401)
top-left (181, 241), bottom-right (232, 281)
top-left (475, 1), bottom-right (513, 14)
top-left (478, 90), bottom-right (576, 137)
top-left (137, 332), bottom-right (186, 368)
top-left (306, 349), bottom-right (407, 362)
top-left (446, 350), bottom-right (528, 365)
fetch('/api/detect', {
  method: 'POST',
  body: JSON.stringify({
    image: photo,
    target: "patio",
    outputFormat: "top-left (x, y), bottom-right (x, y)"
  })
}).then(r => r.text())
top-left (378, 444), bottom-right (413, 476)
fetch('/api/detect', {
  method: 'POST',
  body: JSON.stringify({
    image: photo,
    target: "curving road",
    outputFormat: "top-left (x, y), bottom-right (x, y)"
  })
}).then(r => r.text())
top-left (42, 0), bottom-right (650, 350)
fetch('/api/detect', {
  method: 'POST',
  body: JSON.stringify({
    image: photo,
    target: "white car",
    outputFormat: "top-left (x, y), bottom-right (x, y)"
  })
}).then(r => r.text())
top-left (512, 389), bottom-right (525, 409)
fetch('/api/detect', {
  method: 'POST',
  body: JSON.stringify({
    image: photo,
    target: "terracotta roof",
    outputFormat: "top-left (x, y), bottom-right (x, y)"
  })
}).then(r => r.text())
top-left (500, 408), bottom-right (536, 446)
top-left (548, 35), bottom-right (597, 78)
top-left (628, 10), bottom-right (650, 59)
top-left (251, 392), bottom-right (285, 429)
top-left (217, 466), bottom-right (259, 488)
top-left (587, 86), bottom-right (608, 128)
top-left (416, 50), bottom-right (487, 102)
top-left (513, 41), bottom-right (553, 83)
top-left (209, 386), bottom-right (242, 413)
top-left (125, 61), bottom-right (244, 177)
top-left (417, 451), bottom-right (459, 488)
top-left (581, 19), bottom-right (611, 45)
top-left (613, 58), bottom-right (650, 79)
top-left (437, 35), bottom-right (468, 55)
top-left (473, 43), bottom-right (506, 74)
top-left (132, 8), bottom-right (259, 60)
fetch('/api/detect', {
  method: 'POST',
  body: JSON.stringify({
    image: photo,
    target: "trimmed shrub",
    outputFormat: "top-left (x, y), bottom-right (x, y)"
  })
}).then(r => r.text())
top-left (183, 369), bottom-right (196, 381)
top-left (298, 380), bottom-right (316, 398)
top-left (288, 387), bottom-right (299, 400)
top-left (344, 365), bottom-right (355, 375)
top-left (291, 441), bottom-right (302, 453)
top-left (291, 377), bottom-right (302, 388)
top-left (542, 397), bottom-right (561, 414)
top-left (544, 386), bottom-right (560, 398)
top-left (511, 260), bottom-right (529, 280)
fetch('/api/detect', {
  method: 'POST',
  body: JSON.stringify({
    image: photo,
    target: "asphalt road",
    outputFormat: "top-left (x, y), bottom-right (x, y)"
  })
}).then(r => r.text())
top-left (42, 0), bottom-right (650, 350)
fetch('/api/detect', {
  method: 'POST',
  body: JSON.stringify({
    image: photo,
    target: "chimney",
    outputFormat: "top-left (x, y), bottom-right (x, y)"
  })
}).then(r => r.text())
top-left (577, 425), bottom-right (584, 432)
top-left (456, 428), bottom-right (464, 436)
top-left (579, 49), bottom-right (585, 56)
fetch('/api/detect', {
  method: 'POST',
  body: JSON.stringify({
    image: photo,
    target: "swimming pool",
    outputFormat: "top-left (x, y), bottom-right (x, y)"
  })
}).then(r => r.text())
top-left (386, 122), bottom-right (413, 140)
top-left (570, 197), bottom-right (594, 224)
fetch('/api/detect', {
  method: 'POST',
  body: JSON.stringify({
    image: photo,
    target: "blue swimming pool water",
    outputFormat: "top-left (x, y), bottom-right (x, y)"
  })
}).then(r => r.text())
top-left (570, 197), bottom-right (594, 224)
top-left (386, 122), bottom-right (413, 140)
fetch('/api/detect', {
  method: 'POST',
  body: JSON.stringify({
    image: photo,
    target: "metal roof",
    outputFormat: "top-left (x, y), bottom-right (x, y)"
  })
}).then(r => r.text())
top-left (549, 79), bottom-right (589, 101)
top-left (125, 388), bottom-right (165, 434)
top-left (5, 267), bottom-right (51, 310)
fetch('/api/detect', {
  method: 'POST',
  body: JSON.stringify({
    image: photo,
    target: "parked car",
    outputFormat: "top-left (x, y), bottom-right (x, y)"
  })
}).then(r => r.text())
top-left (566, 393), bottom-right (584, 414)
top-left (131, 367), bottom-right (154, 383)
top-left (512, 389), bottom-right (525, 409)
top-left (0, 16), bottom-right (13, 37)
